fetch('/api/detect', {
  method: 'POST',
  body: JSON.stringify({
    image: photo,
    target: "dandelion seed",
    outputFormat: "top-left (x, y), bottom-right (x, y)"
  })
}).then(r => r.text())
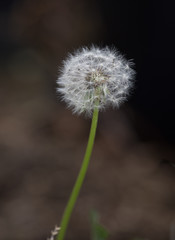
top-left (57, 46), bottom-right (135, 116)
top-left (47, 226), bottom-right (60, 240)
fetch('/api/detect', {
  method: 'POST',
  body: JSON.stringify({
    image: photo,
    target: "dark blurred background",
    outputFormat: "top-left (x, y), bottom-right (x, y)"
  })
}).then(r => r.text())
top-left (0, 0), bottom-right (175, 240)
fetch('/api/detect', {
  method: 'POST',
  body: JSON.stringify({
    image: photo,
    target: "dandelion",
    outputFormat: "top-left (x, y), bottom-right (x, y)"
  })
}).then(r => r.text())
top-left (55, 46), bottom-right (135, 240)
top-left (57, 46), bottom-right (135, 116)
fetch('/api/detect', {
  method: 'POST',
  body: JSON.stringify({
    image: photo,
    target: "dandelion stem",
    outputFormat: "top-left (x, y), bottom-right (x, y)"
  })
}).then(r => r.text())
top-left (57, 107), bottom-right (99, 240)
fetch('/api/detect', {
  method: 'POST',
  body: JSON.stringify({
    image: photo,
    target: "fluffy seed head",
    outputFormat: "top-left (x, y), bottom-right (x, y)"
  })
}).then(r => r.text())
top-left (57, 46), bottom-right (135, 116)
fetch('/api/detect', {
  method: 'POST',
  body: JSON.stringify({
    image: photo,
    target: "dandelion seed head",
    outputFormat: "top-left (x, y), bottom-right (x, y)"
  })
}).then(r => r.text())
top-left (57, 46), bottom-right (135, 116)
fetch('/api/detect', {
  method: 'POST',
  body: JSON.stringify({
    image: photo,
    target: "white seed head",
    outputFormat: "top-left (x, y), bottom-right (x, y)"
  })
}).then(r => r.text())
top-left (57, 46), bottom-right (135, 116)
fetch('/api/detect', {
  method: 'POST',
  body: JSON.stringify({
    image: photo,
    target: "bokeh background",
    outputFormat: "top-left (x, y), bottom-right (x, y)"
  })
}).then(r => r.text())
top-left (0, 0), bottom-right (175, 240)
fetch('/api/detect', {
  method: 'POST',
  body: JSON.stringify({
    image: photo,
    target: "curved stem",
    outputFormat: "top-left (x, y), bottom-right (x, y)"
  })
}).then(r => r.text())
top-left (57, 107), bottom-right (99, 240)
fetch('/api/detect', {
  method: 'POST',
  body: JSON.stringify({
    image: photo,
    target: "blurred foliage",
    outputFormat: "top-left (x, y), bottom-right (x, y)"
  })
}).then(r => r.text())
top-left (90, 210), bottom-right (109, 240)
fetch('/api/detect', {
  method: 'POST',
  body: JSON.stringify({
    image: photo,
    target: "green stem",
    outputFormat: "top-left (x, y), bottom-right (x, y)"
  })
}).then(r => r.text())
top-left (57, 107), bottom-right (99, 240)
